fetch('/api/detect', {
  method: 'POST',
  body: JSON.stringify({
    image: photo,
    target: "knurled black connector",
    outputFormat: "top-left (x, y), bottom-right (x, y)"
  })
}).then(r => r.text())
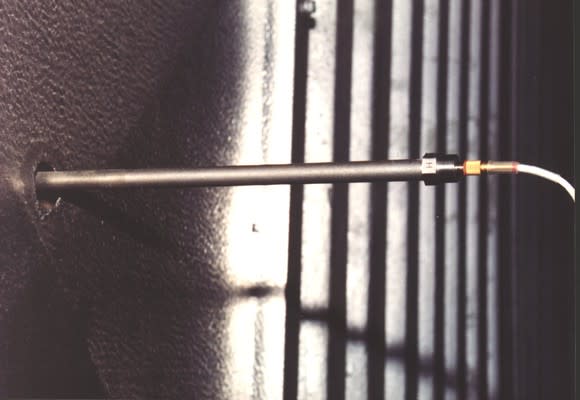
top-left (422, 153), bottom-right (463, 186)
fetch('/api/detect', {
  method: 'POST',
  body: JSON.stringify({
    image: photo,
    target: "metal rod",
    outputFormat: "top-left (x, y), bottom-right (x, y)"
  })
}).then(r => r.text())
top-left (35, 160), bottom-right (424, 191)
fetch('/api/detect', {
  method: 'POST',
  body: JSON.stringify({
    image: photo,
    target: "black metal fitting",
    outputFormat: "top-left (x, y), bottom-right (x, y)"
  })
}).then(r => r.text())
top-left (421, 153), bottom-right (463, 186)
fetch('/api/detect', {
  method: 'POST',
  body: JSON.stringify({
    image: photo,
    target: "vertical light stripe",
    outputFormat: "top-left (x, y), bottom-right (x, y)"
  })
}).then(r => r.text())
top-left (298, 1), bottom-right (337, 398)
top-left (262, 0), bottom-right (296, 167)
top-left (300, 0), bottom-right (337, 310)
top-left (346, 0), bottom-right (374, 396)
top-left (299, 322), bottom-right (329, 400)
top-left (418, 0), bottom-right (439, 398)
top-left (386, 0), bottom-right (413, 398)
top-left (347, 0), bottom-right (373, 332)
top-left (443, 1), bottom-right (462, 399)
top-left (346, 342), bottom-right (368, 400)
top-left (224, 0), bottom-right (294, 288)
top-left (486, 0), bottom-right (501, 398)
top-left (227, 300), bottom-right (258, 398)
top-left (261, 297), bottom-right (287, 400)
top-left (465, 0), bottom-right (482, 398)
top-left (225, 1), bottom-right (269, 288)
top-left (223, 2), bottom-right (294, 398)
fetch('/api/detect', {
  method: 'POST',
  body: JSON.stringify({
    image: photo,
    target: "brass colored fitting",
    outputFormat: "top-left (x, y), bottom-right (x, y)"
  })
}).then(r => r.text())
top-left (463, 160), bottom-right (482, 175)
top-left (481, 161), bottom-right (518, 174)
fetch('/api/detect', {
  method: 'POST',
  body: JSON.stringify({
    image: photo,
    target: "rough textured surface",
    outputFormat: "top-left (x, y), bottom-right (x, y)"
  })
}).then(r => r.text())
top-left (0, 1), bottom-right (272, 397)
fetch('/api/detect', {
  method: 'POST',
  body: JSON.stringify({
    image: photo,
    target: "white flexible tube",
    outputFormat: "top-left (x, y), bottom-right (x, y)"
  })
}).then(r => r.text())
top-left (517, 164), bottom-right (575, 202)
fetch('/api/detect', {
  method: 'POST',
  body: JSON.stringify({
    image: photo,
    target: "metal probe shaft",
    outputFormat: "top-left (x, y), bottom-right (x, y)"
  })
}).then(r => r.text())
top-left (35, 160), bottom-right (425, 191)
top-left (35, 154), bottom-right (464, 191)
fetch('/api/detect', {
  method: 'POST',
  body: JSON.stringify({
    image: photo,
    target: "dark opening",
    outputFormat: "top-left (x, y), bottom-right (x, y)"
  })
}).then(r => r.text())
top-left (34, 162), bottom-right (60, 217)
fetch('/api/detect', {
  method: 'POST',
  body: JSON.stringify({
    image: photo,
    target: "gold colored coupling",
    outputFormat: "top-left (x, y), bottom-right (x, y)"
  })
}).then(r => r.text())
top-left (463, 160), bottom-right (519, 175)
top-left (463, 160), bottom-right (482, 175)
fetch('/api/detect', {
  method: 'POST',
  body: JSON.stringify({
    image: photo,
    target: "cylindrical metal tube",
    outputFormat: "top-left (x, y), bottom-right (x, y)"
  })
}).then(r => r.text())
top-left (481, 161), bottom-right (518, 174)
top-left (35, 160), bottom-right (424, 191)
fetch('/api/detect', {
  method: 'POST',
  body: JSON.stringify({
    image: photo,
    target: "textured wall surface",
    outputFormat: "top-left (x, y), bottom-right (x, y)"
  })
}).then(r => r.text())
top-left (0, 1), bottom-right (295, 397)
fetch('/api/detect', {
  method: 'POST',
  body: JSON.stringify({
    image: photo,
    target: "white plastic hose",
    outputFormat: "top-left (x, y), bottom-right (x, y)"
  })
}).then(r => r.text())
top-left (517, 164), bottom-right (575, 202)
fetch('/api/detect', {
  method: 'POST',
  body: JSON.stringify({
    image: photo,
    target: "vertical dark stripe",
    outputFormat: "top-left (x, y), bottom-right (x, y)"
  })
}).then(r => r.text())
top-left (497, 1), bottom-right (514, 398)
top-left (366, 0), bottom-right (393, 399)
top-left (505, 1), bottom-right (520, 398)
top-left (576, 4), bottom-right (580, 398)
top-left (537, 2), bottom-right (574, 398)
top-left (477, 0), bottom-right (491, 398)
top-left (405, 0), bottom-right (424, 398)
top-left (512, 0), bottom-right (542, 398)
top-left (327, 0), bottom-right (354, 399)
top-left (457, 0), bottom-right (472, 398)
top-left (434, 0), bottom-right (450, 399)
top-left (283, 7), bottom-right (311, 400)
top-left (512, 2), bottom-right (539, 398)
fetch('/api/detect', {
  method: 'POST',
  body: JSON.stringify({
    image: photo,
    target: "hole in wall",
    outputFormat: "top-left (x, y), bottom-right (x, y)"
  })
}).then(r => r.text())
top-left (34, 162), bottom-right (61, 217)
